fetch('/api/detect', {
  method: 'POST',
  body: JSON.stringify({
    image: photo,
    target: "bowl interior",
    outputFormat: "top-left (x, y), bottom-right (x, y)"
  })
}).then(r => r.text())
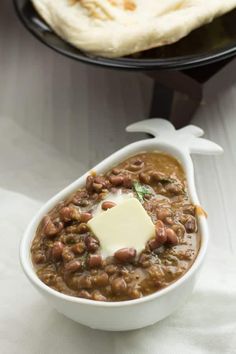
top-left (14, 0), bottom-right (236, 70)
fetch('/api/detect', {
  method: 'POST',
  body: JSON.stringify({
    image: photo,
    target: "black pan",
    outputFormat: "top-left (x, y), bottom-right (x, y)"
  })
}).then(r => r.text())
top-left (14, 0), bottom-right (236, 71)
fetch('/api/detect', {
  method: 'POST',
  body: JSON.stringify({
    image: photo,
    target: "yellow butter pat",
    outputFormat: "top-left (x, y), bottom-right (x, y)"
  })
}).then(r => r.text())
top-left (88, 197), bottom-right (155, 256)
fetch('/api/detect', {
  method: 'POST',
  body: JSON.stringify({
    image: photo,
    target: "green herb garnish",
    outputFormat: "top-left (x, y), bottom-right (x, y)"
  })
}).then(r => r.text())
top-left (133, 181), bottom-right (152, 203)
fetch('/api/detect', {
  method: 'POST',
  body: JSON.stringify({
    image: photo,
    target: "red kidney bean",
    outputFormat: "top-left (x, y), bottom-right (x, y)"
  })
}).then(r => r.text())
top-left (52, 241), bottom-right (64, 261)
top-left (90, 269), bottom-right (98, 276)
top-left (133, 158), bottom-right (143, 166)
top-left (72, 190), bottom-right (89, 206)
top-left (62, 248), bottom-right (75, 262)
top-left (65, 224), bottom-right (80, 234)
top-left (148, 265), bottom-right (163, 280)
top-left (112, 168), bottom-right (121, 175)
top-left (93, 176), bottom-right (104, 184)
top-left (33, 251), bottom-right (47, 264)
top-left (72, 242), bottom-right (85, 255)
top-left (138, 253), bottom-right (151, 267)
top-left (157, 185), bottom-right (167, 195)
top-left (77, 223), bottom-right (89, 234)
top-left (62, 234), bottom-right (76, 244)
top-left (92, 182), bottom-right (103, 192)
top-left (60, 207), bottom-right (81, 222)
top-left (59, 207), bottom-right (71, 223)
top-left (80, 212), bottom-right (92, 223)
top-left (182, 204), bottom-right (195, 215)
top-left (166, 228), bottom-right (178, 245)
top-left (78, 290), bottom-right (92, 300)
top-left (40, 272), bottom-right (56, 286)
top-left (93, 272), bottom-right (109, 286)
top-left (94, 176), bottom-right (109, 188)
top-left (54, 221), bottom-right (64, 232)
top-left (76, 275), bottom-right (92, 289)
top-left (109, 175), bottom-right (124, 186)
top-left (76, 199), bottom-right (90, 207)
top-left (165, 183), bottom-right (183, 195)
top-left (148, 237), bottom-right (163, 251)
top-left (123, 175), bottom-right (133, 188)
top-left (87, 254), bottom-right (102, 268)
top-left (165, 217), bottom-right (174, 225)
top-left (114, 248), bottom-right (136, 263)
top-left (129, 163), bottom-right (143, 172)
top-left (155, 220), bottom-right (167, 242)
top-left (139, 172), bottom-right (151, 184)
top-left (172, 224), bottom-right (185, 238)
top-left (66, 223), bottom-right (89, 234)
top-left (155, 220), bottom-right (164, 231)
top-left (85, 236), bottom-right (99, 252)
top-left (144, 193), bottom-right (152, 200)
top-left (111, 277), bottom-right (127, 295)
top-left (105, 264), bottom-right (118, 274)
top-left (86, 175), bottom-right (94, 193)
top-left (43, 216), bottom-right (62, 237)
top-left (128, 288), bottom-right (142, 299)
top-left (91, 192), bottom-right (99, 201)
top-left (101, 201), bottom-right (116, 210)
top-left (151, 171), bottom-right (166, 181)
top-left (64, 260), bottom-right (81, 273)
top-left (184, 216), bottom-right (197, 233)
top-left (179, 214), bottom-right (188, 224)
top-left (98, 191), bottom-right (108, 201)
top-left (157, 208), bottom-right (171, 221)
top-left (92, 290), bottom-right (107, 301)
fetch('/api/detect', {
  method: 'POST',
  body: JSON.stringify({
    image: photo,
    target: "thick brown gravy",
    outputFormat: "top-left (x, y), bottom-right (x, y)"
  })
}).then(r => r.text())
top-left (31, 152), bottom-right (200, 301)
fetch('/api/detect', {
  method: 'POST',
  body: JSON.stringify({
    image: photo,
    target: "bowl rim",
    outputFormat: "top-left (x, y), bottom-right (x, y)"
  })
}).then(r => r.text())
top-left (20, 139), bottom-right (208, 308)
top-left (13, 0), bottom-right (236, 71)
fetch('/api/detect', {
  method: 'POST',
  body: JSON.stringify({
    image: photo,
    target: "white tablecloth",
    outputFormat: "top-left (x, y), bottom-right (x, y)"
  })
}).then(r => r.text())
top-left (0, 118), bottom-right (236, 354)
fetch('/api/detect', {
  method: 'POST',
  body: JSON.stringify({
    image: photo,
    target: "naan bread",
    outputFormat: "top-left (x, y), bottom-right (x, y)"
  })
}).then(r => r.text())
top-left (32, 0), bottom-right (236, 58)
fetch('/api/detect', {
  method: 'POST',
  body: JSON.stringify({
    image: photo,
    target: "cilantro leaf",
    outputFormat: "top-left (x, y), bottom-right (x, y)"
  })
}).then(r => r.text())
top-left (133, 181), bottom-right (152, 203)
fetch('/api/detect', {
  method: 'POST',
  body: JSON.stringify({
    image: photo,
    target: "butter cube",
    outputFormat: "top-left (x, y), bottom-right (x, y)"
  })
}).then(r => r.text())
top-left (88, 198), bottom-right (155, 256)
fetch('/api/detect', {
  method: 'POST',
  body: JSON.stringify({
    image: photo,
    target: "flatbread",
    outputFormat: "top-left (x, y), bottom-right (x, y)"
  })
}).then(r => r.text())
top-left (31, 0), bottom-right (236, 58)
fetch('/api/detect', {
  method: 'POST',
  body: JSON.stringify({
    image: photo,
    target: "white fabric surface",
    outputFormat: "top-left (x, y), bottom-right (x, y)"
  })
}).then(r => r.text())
top-left (0, 118), bottom-right (236, 354)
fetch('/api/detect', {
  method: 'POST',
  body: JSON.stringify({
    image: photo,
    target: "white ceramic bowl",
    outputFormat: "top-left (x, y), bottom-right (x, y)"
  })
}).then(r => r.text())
top-left (20, 119), bottom-right (223, 331)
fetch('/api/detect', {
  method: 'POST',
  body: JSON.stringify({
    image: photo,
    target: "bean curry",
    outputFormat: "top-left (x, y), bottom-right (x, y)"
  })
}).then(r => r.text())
top-left (31, 152), bottom-right (200, 302)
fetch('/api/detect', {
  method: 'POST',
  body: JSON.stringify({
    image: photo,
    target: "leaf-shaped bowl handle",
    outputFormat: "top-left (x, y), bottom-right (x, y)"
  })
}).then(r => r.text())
top-left (126, 119), bottom-right (175, 137)
top-left (126, 119), bottom-right (223, 156)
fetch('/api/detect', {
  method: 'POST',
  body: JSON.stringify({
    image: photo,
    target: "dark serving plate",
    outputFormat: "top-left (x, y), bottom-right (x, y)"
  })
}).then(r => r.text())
top-left (14, 0), bottom-right (236, 71)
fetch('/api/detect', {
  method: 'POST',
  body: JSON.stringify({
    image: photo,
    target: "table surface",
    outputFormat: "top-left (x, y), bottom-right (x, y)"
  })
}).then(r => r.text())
top-left (1, 2), bottom-right (236, 354)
